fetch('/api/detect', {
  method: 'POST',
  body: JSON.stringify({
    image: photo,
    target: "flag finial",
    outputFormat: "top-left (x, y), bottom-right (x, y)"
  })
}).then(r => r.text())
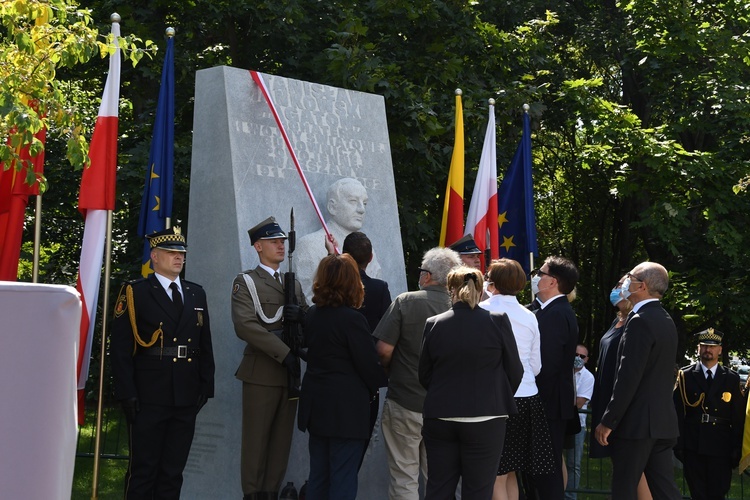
top-left (488, 98), bottom-right (495, 106)
top-left (166, 27), bottom-right (175, 38)
top-left (110, 12), bottom-right (121, 23)
top-left (455, 88), bottom-right (462, 96)
top-left (523, 103), bottom-right (530, 113)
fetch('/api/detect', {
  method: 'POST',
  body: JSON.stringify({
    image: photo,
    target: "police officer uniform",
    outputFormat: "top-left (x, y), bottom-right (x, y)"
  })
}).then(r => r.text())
top-left (449, 233), bottom-right (482, 256)
top-left (231, 217), bottom-right (308, 500)
top-left (110, 226), bottom-right (215, 499)
top-left (673, 328), bottom-right (744, 500)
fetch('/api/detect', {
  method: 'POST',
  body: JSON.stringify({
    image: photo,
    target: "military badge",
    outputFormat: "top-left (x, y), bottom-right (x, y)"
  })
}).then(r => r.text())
top-left (722, 392), bottom-right (732, 403)
top-left (195, 308), bottom-right (204, 326)
top-left (114, 291), bottom-right (127, 318)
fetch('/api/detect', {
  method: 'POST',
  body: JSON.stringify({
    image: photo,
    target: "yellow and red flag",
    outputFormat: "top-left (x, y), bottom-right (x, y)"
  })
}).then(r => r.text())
top-left (439, 90), bottom-right (464, 247)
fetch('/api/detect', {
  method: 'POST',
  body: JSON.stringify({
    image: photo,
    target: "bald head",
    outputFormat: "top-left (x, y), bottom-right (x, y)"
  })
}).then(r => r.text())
top-left (630, 261), bottom-right (669, 298)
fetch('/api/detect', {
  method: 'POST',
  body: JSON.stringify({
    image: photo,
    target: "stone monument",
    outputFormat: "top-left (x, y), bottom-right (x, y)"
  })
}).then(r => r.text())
top-left (183, 66), bottom-right (407, 499)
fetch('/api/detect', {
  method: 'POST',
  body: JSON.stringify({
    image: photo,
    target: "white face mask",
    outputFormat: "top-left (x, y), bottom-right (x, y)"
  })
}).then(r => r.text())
top-left (531, 275), bottom-right (542, 295)
top-left (620, 277), bottom-right (632, 300)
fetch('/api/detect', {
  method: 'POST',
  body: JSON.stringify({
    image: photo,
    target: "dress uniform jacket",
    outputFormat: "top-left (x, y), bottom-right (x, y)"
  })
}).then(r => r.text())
top-left (110, 274), bottom-right (215, 406)
top-left (231, 267), bottom-right (308, 386)
top-left (674, 363), bottom-right (744, 462)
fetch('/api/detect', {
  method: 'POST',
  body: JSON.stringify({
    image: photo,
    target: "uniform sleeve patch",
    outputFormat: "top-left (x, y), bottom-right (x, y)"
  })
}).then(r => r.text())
top-left (233, 283), bottom-right (240, 294)
top-left (114, 292), bottom-right (128, 318)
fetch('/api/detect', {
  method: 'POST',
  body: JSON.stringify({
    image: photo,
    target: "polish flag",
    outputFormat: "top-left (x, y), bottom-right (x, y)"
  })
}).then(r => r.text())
top-left (465, 101), bottom-right (498, 267)
top-left (74, 18), bottom-right (121, 422)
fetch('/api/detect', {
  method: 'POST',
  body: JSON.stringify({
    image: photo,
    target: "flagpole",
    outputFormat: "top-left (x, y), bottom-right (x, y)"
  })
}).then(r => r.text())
top-left (32, 195), bottom-right (42, 283)
top-left (91, 210), bottom-right (114, 500)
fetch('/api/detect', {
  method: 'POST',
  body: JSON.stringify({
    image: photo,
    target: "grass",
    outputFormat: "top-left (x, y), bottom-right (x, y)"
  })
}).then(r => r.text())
top-left (73, 409), bottom-right (750, 499)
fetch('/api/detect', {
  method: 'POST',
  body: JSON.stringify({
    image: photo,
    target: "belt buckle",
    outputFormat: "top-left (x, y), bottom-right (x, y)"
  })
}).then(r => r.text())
top-left (701, 413), bottom-right (710, 423)
top-left (177, 345), bottom-right (188, 359)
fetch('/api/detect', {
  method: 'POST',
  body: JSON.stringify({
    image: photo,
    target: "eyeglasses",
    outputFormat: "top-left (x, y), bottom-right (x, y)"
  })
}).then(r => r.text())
top-left (532, 268), bottom-right (556, 279)
top-left (627, 272), bottom-right (644, 282)
top-left (418, 268), bottom-right (431, 275)
top-left (576, 353), bottom-right (588, 359)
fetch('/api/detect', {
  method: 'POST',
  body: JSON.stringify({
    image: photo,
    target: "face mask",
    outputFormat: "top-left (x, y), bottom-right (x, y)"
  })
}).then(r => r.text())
top-left (573, 355), bottom-right (585, 370)
top-left (609, 288), bottom-right (623, 306)
top-left (620, 278), bottom-right (632, 300)
top-left (531, 275), bottom-right (542, 295)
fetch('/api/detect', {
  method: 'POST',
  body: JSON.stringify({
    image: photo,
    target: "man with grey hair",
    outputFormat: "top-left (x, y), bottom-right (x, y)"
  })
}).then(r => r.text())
top-left (594, 261), bottom-right (681, 500)
top-left (373, 247), bottom-right (462, 500)
top-left (296, 177), bottom-right (382, 302)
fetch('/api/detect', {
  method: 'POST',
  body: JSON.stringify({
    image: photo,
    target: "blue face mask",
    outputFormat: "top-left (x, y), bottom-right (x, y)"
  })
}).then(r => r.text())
top-left (609, 288), bottom-right (623, 306)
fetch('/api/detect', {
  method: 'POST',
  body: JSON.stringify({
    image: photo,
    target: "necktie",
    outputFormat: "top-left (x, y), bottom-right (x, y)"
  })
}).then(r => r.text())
top-left (706, 370), bottom-right (713, 384)
top-left (170, 282), bottom-right (183, 312)
top-left (274, 271), bottom-right (282, 286)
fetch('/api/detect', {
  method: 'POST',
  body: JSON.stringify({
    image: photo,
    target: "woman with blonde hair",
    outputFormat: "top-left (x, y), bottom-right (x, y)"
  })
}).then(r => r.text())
top-left (480, 259), bottom-right (556, 500)
top-left (419, 266), bottom-right (523, 499)
top-left (298, 254), bottom-right (387, 500)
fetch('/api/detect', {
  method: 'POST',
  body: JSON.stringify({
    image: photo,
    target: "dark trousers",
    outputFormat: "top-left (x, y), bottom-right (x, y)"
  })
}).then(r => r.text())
top-left (307, 434), bottom-right (367, 500)
top-left (422, 418), bottom-right (506, 500)
top-left (610, 436), bottom-right (681, 500)
top-left (125, 403), bottom-right (197, 499)
top-left (683, 451), bottom-right (732, 500)
top-left (526, 418), bottom-right (566, 500)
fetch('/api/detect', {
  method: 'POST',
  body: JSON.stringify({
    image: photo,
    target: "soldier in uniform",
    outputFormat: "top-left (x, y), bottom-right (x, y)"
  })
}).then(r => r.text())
top-left (110, 226), bottom-right (215, 499)
top-left (448, 233), bottom-right (482, 269)
top-left (673, 328), bottom-right (745, 500)
top-left (231, 216), bottom-right (310, 500)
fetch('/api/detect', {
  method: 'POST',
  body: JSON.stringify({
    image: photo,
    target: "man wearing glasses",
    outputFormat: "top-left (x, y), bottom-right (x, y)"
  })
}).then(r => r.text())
top-left (594, 262), bottom-right (681, 500)
top-left (527, 256), bottom-right (579, 499)
top-left (373, 247), bottom-right (461, 500)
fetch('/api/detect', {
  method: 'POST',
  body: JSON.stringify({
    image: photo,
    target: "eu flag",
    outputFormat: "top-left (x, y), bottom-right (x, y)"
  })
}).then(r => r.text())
top-left (497, 109), bottom-right (538, 275)
top-left (138, 33), bottom-right (174, 277)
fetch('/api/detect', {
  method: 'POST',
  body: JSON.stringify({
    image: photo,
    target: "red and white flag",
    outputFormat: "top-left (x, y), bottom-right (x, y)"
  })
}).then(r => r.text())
top-left (75, 19), bottom-right (121, 419)
top-left (465, 101), bottom-right (498, 266)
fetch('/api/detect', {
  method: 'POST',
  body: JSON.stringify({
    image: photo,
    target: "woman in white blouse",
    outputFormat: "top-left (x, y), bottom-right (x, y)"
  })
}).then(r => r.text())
top-left (480, 259), bottom-right (556, 500)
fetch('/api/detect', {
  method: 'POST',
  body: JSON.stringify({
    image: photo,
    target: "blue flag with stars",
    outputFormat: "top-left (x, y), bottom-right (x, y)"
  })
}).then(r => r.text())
top-left (137, 34), bottom-right (175, 277)
top-left (497, 110), bottom-right (538, 275)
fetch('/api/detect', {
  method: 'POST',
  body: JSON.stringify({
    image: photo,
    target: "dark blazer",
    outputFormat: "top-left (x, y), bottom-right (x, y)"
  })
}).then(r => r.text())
top-left (298, 305), bottom-right (388, 439)
top-left (419, 302), bottom-right (523, 418)
top-left (600, 301), bottom-right (678, 438)
top-left (674, 362), bottom-right (744, 463)
top-left (533, 295), bottom-right (578, 420)
top-left (111, 274), bottom-right (215, 406)
top-left (359, 268), bottom-right (391, 333)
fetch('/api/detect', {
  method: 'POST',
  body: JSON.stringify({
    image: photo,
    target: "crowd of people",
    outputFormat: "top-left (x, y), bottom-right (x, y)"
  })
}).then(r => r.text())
top-left (109, 219), bottom-right (747, 500)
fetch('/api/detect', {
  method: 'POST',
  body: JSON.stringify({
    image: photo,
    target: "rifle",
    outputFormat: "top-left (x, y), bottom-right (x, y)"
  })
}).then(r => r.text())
top-left (282, 208), bottom-right (304, 400)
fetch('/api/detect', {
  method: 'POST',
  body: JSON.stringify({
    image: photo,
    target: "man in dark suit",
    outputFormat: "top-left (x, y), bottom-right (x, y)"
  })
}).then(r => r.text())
top-left (594, 261), bottom-right (681, 500)
top-left (528, 256), bottom-right (579, 499)
top-left (674, 328), bottom-right (744, 500)
top-left (231, 216), bottom-right (309, 500)
top-left (111, 226), bottom-right (215, 499)
top-left (342, 231), bottom-right (392, 470)
top-left (342, 231), bottom-right (391, 333)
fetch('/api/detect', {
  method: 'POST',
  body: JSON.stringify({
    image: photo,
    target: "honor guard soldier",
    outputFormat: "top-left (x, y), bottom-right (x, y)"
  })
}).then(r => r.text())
top-left (110, 226), bottom-right (215, 499)
top-left (674, 328), bottom-right (744, 500)
top-left (449, 234), bottom-right (482, 269)
top-left (231, 216), bottom-right (308, 500)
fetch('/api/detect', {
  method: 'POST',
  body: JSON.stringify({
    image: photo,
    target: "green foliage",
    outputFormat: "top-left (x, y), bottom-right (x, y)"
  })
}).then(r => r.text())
top-left (10, 0), bottom-right (750, 371)
top-left (0, 0), bottom-right (154, 184)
